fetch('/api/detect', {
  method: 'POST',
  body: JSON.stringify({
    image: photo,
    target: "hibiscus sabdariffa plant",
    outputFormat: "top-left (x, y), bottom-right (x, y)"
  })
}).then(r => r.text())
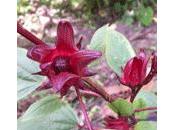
top-left (17, 20), bottom-right (157, 130)
top-left (25, 21), bottom-right (101, 96)
top-left (118, 49), bottom-right (157, 102)
top-left (18, 21), bottom-right (102, 130)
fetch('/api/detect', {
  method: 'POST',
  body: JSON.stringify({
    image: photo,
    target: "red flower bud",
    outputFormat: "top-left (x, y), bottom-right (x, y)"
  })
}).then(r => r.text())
top-left (104, 116), bottom-right (130, 130)
top-left (119, 50), bottom-right (157, 88)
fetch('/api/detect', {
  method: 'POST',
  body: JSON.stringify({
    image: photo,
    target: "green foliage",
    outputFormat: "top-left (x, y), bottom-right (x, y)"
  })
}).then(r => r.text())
top-left (68, 0), bottom-right (155, 26)
top-left (89, 25), bottom-right (135, 76)
top-left (121, 12), bottom-right (134, 26)
top-left (17, 0), bottom-right (31, 15)
top-left (17, 0), bottom-right (156, 26)
top-left (137, 6), bottom-right (154, 26)
top-left (134, 121), bottom-right (157, 130)
top-left (17, 48), bottom-right (44, 101)
top-left (40, 0), bottom-right (51, 6)
top-left (109, 95), bottom-right (156, 119)
top-left (18, 95), bottom-right (79, 130)
top-left (133, 99), bottom-right (149, 119)
top-left (108, 98), bottom-right (134, 116)
top-left (18, 0), bottom-right (29, 6)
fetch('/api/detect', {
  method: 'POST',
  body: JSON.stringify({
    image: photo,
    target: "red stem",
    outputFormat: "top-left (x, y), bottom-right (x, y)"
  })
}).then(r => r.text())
top-left (82, 78), bottom-right (114, 102)
top-left (75, 88), bottom-right (94, 130)
top-left (17, 22), bottom-right (46, 45)
top-left (130, 86), bottom-right (142, 102)
top-left (80, 90), bottom-right (101, 98)
top-left (134, 107), bottom-right (157, 113)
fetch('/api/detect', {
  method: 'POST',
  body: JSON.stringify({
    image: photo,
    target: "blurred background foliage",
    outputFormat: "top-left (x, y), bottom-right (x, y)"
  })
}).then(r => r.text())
top-left (17, 0), bottom-right (157, 27)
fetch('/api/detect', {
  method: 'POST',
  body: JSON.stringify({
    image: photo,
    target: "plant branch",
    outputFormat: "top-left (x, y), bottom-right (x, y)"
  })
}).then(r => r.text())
top-left (134, 107), bottom-right (157, 113)
top-left (17, 22), bottom-right (45, 45)
top-left (83, 78), bottom-right (115, 102)
top-left (130, 85), bottom-right (142, 102)
top-left (75, 87), bottom-right (94, 130)
top-left (80, 90), bottom-right (101, 98)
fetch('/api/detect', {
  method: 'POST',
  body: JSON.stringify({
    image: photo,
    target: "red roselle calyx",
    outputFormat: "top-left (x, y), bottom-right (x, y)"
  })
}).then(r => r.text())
top-left (17, 21), bottom-right (102, 96)
top-left (104, 116), bottom-right (130, 130)
top-left (118, 50), bottom-right (157, 89)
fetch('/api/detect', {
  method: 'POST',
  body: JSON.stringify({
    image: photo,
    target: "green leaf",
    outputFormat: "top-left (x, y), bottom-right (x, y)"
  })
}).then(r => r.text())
top-left (18, 95), bottom-right (79, 130)
top-left (133, 99), bottom-right (149, 119)
top-left (89, 25), bottom-right (135, 76)
top-left (17, 77), bottom-right (42, 100)
top-left (17, 47), bottom-right (40, 73)
top-left (108, 98), bottom-right (134, 116)
top-left (17, 47), bottom-right (44, 101)
top-left (121, 14), bottom-right (134, 26)
top-left (89, 25), bottom-right (108, 53)
top-left (138, 6), bottom-right (154, 26)
top-left (134, 121), bottom-right (157, 130)
top-left (135, 90), bottom-right (157, 107)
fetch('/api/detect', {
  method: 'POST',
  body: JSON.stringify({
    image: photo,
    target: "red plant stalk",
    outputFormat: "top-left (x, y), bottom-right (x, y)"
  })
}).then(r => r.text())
top-left (83, 78), bottom-right (114, 102)
top-left (17, 22), bottom-right (45, 45)
top-left (134, 107), bottom-right (157, 113)
top-left (80, 90), bottom-right (101, 98)
top-left (75, 88), bottom-right (94, 130)
top-left (130, 86), bottom-right (142, 102)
